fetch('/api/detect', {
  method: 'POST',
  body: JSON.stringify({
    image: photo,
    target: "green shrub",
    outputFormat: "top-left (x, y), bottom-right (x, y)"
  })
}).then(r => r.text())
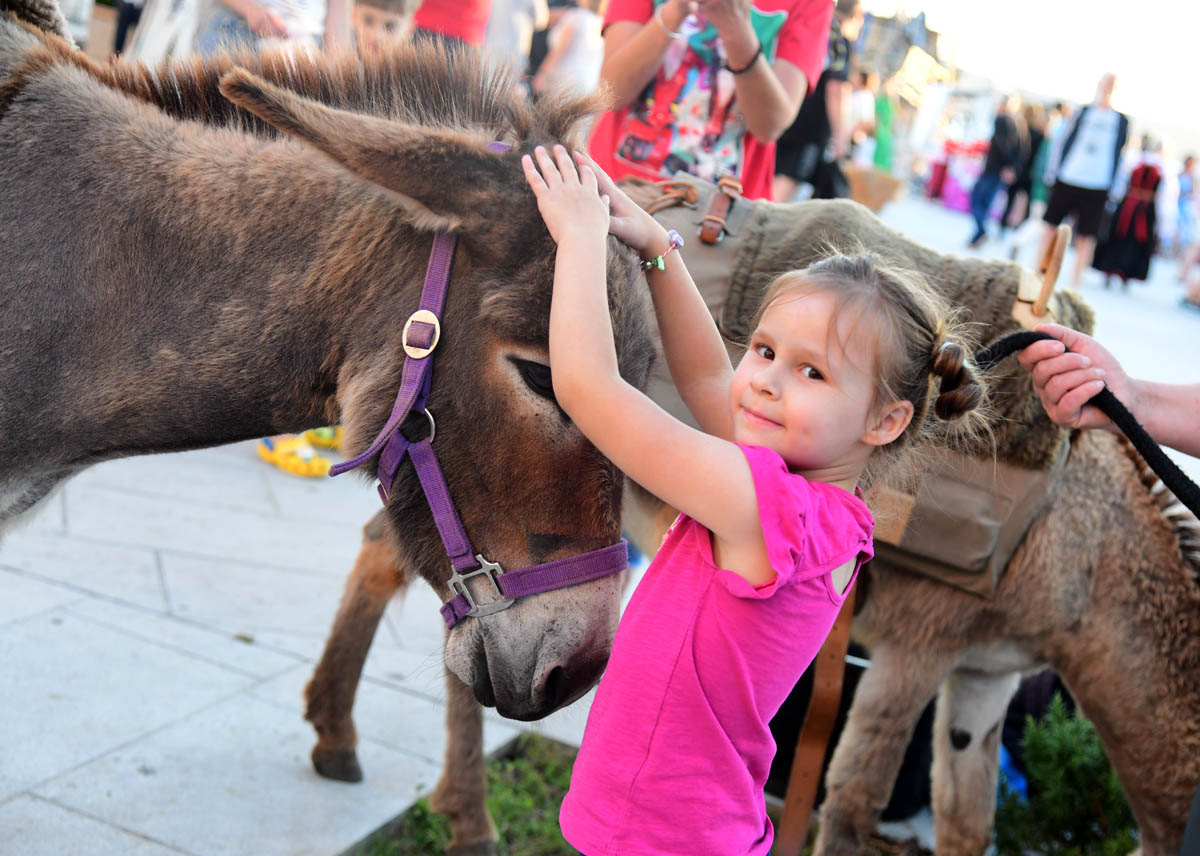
top-left (995, 693), bottom-right (1138, 856)
top-left (363, 733), bottom-right (579, 856)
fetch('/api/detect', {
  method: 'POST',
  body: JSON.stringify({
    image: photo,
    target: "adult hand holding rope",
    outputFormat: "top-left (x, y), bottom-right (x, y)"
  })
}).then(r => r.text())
top-left (1017, 323), bottom-right (1200, 458)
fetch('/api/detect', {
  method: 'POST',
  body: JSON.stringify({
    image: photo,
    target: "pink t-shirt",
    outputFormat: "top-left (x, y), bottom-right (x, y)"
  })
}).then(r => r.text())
top-left (560, 444), bottom-right (874, 856)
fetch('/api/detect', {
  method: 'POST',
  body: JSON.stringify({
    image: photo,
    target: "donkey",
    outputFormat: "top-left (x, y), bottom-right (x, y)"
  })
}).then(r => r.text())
top-left (312, 194), bottom-right (1200, 855)
top-left (0, 6), bottom-right (657, 736)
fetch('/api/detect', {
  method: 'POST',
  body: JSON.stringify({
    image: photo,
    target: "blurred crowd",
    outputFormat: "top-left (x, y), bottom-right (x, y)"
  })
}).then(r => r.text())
top-left (961, 74), bottom-right (1200, 301)
top-left (88, 0), bottom-right (1200, 303)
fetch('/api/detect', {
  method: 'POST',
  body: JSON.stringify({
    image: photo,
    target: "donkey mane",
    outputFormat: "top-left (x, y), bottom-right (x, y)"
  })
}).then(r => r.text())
top-left (1120, 437), bottom-right (1200, 584)
top-left (18, 21), bottom-right (600, 145)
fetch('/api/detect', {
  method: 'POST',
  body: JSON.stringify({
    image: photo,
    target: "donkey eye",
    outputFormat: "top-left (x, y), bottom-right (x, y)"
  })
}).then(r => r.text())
top-left (511, 358), bottom-right (555, 400)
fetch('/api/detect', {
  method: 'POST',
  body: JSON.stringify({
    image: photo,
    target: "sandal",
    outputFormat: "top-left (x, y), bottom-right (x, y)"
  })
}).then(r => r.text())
top-left (302, 426), bottom-right (344, 450)
top-left (257, 435), bottom-right (331, 478)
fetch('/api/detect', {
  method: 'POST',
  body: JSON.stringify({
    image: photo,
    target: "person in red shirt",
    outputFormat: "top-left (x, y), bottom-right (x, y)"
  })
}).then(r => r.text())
top-left (411, 0), bottom-right (492, 47)
top-left (587, 0), bottom-right (829, 200)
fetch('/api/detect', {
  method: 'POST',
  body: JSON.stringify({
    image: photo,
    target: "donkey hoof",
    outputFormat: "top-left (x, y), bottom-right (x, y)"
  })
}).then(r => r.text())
top-left (311, 747), bottom-right (363, 783)
top-left (446, 842), bottom-right (498, 856)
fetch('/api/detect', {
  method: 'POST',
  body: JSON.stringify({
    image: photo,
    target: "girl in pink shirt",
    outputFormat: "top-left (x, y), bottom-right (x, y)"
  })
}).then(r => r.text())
top-left (522, 145), bottom-right (986, 855)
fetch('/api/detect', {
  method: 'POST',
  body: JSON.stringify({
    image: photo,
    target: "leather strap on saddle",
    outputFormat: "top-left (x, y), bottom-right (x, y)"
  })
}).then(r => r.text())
top-left (644, 180), bottom-right (700, 215)
top-left (774, 583), bottom-right (858, 856)
top-left (700, 176), bottom-right (743, 244)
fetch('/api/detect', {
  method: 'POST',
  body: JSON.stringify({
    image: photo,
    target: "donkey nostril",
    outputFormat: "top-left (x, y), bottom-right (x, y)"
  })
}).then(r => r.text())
top-left (543, 666), bottom-right (569, 709)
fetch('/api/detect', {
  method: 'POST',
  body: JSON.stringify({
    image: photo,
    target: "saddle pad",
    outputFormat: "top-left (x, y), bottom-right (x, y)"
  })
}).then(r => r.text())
top-left (868, 442), bottom-right (1068, 597)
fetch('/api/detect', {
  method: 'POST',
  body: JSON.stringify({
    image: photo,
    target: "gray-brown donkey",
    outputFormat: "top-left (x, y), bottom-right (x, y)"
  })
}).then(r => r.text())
top-left (0, 4), bottom-right (657, 740)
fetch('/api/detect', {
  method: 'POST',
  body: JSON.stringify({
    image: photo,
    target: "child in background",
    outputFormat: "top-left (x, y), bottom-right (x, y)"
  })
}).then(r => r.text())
top-left (352, 0), bottom-right (417, 53)
top-left (522, 144), bottom-right (985, 855)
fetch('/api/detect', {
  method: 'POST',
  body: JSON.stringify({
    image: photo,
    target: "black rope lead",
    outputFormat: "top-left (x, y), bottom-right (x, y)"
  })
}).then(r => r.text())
top-left (976, 331), bottom-right (1200, 520)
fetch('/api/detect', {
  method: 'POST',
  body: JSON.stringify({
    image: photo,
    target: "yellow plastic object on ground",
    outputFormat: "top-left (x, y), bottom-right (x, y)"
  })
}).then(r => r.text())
top-left (258, 435), bottom-right (331, 478)
top-left (303, 426), bottom-right (344, 450)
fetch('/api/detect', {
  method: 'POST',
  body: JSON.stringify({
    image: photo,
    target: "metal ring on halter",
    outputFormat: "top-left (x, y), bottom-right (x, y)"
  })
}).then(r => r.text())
top-left (402, 309), bottom-right (441, 359)
top-left (416, 408), bottom-right (436, 444)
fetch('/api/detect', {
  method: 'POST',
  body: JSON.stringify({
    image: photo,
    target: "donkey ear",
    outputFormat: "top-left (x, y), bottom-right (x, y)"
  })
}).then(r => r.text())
top-left (219, 68), bottom-right (509, 233)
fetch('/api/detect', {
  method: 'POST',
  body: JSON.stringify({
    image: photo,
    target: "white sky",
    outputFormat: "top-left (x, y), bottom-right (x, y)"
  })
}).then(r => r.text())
top-left (864, 0), bottom-right (1200, 144)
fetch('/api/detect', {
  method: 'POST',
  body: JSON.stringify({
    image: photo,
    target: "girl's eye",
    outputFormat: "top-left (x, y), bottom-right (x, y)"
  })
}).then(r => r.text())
top-left (800, 365), bottom-right (824, 381)
top-left (755, 344), bottom-right (775, 360)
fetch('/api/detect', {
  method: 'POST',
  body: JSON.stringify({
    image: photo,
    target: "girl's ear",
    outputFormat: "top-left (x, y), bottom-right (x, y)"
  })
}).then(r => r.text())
top-left (862, 399), bottom-right (914, 447)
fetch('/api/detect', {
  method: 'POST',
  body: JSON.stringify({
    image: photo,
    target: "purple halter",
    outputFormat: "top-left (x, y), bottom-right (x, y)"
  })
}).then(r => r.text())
top-left (329, 166), bottom-right (628, 629)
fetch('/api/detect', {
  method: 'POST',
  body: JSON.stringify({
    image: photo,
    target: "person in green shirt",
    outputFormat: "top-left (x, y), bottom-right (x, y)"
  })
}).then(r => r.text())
top-left (873, 81), bottom-right (895, 172)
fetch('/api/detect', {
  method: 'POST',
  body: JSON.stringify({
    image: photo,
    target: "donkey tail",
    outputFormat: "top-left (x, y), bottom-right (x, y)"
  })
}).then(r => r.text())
top-left (1, 0), bottom-right (72, 43)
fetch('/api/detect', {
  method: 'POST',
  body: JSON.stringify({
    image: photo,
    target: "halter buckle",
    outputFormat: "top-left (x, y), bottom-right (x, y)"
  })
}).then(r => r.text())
top-left (402, 309), bottom-right (441, 360)
top-left (448, 554), bottom-right (514, 618)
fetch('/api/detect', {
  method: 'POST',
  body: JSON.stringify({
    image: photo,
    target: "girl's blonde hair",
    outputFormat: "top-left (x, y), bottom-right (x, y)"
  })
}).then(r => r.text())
top-left (749, 252), bottom-right (988, 482)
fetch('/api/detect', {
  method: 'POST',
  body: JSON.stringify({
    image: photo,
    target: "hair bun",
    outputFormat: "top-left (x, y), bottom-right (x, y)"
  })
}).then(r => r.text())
top-left (931, 340), bottom-right (983, 420)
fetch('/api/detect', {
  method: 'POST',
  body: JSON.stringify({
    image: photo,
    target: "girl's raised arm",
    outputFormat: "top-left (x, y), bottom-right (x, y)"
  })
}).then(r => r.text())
top-left (523, 147), bottom-right (770, 580)
top-left (574, 150), bottom-right (735, 441)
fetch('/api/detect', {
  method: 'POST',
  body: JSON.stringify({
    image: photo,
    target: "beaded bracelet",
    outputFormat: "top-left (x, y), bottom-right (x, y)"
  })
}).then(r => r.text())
top-left (725, 43), bottom-right (763, 75)
top-left (640, 230), bottom-right (684, 271)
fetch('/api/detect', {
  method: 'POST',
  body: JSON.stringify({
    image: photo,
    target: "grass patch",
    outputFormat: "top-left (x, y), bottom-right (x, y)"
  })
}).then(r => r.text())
top-left (357, 733), bottom-right (578, 856)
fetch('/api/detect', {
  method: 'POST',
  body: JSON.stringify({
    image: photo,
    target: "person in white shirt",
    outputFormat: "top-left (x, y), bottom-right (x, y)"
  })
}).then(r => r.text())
top-left (532, 0), bottom-right (604, 98)
top-left (1038, 72), bottom-right (1129, 289)
top-left (485, 0), bottom-right (550, 77)
top-left (194, 0), bottom-right (350, 55)
top-left (848, 70), bottom-right (878, 167)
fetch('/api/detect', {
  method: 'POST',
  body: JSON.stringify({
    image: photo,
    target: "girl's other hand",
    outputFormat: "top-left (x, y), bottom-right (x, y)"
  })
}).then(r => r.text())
top-left (572, 150), bottom-right (671, 257)
top-left (523, 145), bottom-right (609, 245)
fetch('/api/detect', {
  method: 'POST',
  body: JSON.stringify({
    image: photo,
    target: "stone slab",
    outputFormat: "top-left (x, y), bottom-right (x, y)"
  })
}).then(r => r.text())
top-left (64, 598), bottom-right (303, 680)
top-left (0, 531), bottom-right (166, 611)
top-left (0, 795), bottom-right (193, 856)
top-left (63, 483), bottom-right (362, 576)
top-left (0, 609), bottom-right (255, 803)
top-left (0, 567), bottom-right (84, 626)
top-left (34, 693), bottom-right (442, 856)
top-left (71, 446), bottom-right (276, 517)
top-left (158, 552), bottom-right (347, 637)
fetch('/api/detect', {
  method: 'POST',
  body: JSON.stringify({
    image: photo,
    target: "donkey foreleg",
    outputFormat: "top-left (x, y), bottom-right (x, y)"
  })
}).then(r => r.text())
top-left (815, 644), bottom-right (956, 856)
top-left (931, 669), bottom-right (1021, 856)
top-left (305, 511), bottom-right (409, 783)
top-left (430, 666), bottom-right (497, 856)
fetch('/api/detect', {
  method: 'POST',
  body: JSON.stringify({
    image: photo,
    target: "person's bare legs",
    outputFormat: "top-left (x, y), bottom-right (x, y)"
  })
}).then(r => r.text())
top-left (1070, 235), bottom-right (1096, 289)
top-left (1180, 243), bottom-right (1200, 283)
top-left (773, 174), bottom-right (800, 204)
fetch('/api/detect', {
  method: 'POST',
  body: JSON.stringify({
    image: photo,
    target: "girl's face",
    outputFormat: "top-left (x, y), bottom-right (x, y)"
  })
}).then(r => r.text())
top-left (730, 289), bottom-right (885, 480)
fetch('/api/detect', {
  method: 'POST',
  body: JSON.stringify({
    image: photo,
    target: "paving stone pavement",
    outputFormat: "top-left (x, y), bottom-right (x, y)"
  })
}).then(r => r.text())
top-left (2, 193), bottom-right (1198, 855)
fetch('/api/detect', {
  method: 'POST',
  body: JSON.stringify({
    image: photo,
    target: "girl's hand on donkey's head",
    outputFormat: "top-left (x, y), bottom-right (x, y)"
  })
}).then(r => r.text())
top-left (523, 146), bottom-right (610, 246)
top-left (573, 150), bottom-right (671, 257)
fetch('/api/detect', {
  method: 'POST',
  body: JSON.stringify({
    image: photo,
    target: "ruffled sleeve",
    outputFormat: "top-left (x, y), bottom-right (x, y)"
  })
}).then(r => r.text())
top-left (715, 443), bottom-right (874, 600)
